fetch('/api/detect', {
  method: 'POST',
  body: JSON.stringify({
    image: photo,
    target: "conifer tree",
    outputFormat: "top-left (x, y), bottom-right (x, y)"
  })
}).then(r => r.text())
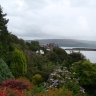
top-left (0, 59), bottom-right (14, 84)
top-left (10, 49), bottom-right (27, 78)
top-left (0, 5), bottom-right (13, 62)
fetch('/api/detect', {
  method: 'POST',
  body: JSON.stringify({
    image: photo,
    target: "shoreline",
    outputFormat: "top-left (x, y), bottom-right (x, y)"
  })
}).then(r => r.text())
top-left (65, 48), bottom-right (96, 51)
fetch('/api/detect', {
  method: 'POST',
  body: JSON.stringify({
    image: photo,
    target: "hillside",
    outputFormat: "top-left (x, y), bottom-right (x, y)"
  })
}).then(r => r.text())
top-left (26, 39), bottom-right (96, 48)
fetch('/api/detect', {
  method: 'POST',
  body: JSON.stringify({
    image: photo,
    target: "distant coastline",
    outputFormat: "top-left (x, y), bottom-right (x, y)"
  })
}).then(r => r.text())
top-left (65, 48), bottom-right (96, 51)
top-left (26, 39), bottom-right (96, 48)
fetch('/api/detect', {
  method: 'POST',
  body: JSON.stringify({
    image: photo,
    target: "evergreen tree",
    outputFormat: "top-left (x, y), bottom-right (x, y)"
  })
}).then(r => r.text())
top-left (0, 5), bottom-right (13, 61)
top-left (10, 49), bottom-right (27, 78)
top-left (53, 48), bottom-right (68, 62)
top-left (0, 59), bottom-right (14, 84)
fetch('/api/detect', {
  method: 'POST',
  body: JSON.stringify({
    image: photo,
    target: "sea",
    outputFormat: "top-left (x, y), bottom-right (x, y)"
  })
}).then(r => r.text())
top-left (61, 47), bottom-right (96, 63)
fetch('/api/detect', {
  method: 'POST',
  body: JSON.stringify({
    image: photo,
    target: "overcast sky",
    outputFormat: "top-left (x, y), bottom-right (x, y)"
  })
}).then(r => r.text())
top-left (1, 0), bottom-right (96, 40)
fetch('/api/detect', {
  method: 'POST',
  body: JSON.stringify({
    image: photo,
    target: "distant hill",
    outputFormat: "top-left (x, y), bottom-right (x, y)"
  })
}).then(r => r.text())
top-left (26, 39), bottom-right (96, 48)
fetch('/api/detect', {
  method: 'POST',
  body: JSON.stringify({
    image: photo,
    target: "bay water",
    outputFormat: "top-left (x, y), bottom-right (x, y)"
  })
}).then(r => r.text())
top-left (61, 47), bottom-right (96, 63)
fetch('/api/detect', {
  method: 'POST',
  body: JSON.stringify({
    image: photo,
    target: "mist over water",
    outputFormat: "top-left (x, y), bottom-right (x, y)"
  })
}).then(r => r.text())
top-left (61, 47), bottom-right (96, 63)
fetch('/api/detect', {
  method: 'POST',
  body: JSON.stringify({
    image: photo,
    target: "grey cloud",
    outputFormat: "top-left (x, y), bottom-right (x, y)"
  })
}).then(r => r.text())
top-left (1, 0), bottom-right (96, 40)
top-left (69, 0), bottom-right (96, 7)
top-left (24, 0), bottom-right (49, 10)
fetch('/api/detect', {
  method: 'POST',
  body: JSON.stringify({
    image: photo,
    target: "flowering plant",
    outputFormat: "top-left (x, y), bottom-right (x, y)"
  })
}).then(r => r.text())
top-left (44, 65), bottom-right (85, 95)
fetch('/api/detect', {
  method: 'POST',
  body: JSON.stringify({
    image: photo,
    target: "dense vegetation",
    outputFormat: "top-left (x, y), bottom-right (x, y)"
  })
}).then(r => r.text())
top-left (0, 5), bottom-right (96, 96)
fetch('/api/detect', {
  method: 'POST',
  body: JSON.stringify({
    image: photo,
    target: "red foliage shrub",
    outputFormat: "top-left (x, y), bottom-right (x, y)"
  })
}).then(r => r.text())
top-left (0, 91), bottom-right (6, 96)
top-left (0, 86), bottom-right (25, 96)
top-left (2, 79), bottom-right (30, 91)
top-left (16, 77), bottom-right (34, 89)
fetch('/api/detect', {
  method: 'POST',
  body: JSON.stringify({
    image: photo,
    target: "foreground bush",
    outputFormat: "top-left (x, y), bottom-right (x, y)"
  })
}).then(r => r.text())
top-left (0, 59), bottom-right (14, 84)
top-left (17, 77), bottom-right (35, 90)
top-left (0, 78), bottom-right (35, 96)
top-left (32, 74), bottom-right (43, 86)
top-left (0, 78), bottom-right (87, 96)
top-left (10, 49), bottom-right (27, 78)
top-left (45, 66), bottom-right (84, 93)
top-left (2, 79), bottom-right (30, 90)
top-left (71, 60), bottom-right (96, 95)
top-left (0, 87), bottom-right (25, 96)
top-left (36, 87), bottom-right (87, 96)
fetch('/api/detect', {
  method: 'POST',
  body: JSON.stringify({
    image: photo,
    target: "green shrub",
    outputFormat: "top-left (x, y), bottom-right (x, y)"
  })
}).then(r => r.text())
top-left (32, 74), bottom-right (43, 85)
top-left (34, 85), bottom-right (44, 94)
top-left (10, 49), bottom-right (27, 78)
top-left (0, 59), bottom-right (14, 84)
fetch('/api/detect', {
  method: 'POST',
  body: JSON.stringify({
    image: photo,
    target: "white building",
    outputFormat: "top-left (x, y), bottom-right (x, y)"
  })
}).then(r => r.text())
top-left (36, 50), bottom-right (44, 54)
